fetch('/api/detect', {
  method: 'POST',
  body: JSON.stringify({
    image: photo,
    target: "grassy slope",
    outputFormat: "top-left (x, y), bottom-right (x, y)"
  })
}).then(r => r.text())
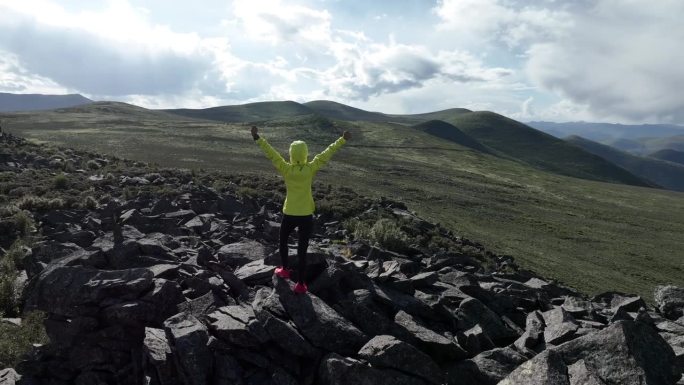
top-left (2, 105), bottom-right (684, 300)
top-left (567, 135), bottom-right (684, 191)
top-left (412, 120), bottom-right (490, 154)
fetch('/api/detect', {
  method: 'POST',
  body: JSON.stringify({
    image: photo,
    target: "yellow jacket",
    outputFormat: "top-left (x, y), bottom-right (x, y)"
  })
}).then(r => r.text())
top-left (256, 136), bottom-right (346, 215)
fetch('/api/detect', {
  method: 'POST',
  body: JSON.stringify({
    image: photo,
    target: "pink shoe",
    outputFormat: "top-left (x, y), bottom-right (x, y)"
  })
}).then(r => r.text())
top-left (293, 282), bottom-right (308, 294)
top-left (274, 267), bottom-right (291, 279)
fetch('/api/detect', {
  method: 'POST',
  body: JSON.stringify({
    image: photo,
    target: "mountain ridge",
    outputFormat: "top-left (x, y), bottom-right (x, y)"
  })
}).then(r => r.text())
top-left (0, 92), bottom-right (93, 112)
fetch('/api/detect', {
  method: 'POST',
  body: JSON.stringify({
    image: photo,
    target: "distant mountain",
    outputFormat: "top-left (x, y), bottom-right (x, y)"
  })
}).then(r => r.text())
top-left (0, 92), bottom-right (93, 112)
top-left (391, 107), bottom-right (472, 124)
top-left (443, 111), bottom-right (652, 187)
top-left (412, 120), bottom-right (490, 153)
top-left (648, 149), bottom-right (684, 166)
top-left (527, 121), bottom-right (684, 142)
top-left (566, 135), bottom-right (684, 191)
top-left (165, 101), bottom-right (313, 122)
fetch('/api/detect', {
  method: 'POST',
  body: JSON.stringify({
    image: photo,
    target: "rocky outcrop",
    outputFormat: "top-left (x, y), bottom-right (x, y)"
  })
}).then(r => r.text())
top-left (0, 133), bottom-right (682, 385)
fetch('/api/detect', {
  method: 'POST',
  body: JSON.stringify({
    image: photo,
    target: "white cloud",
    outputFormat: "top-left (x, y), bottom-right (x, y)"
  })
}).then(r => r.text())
top-left (433, 0), bottom-right (571, 48)
top-left (525, 0), bottom-right (684, 123)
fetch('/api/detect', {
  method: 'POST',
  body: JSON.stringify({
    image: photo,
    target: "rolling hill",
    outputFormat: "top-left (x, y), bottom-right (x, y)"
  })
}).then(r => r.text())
top-left (163, 100), bottom-right (652, 188)
top-left (2, 101), bottom-right (684, 302)
top-left (165, 100), bottom-right (313, 122)
top-left (440, 111), bottom-right (653, 187)
top-left (566, 135), bottom-right (684, 191)
top-left (0, 92), bottom-right (93, 112)
top-left (649, 149), bottom-right (684, 165)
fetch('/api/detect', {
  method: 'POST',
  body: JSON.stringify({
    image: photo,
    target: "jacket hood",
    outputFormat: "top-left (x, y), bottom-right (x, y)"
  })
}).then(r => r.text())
top-left (289, 140), bottom-right (308, 164)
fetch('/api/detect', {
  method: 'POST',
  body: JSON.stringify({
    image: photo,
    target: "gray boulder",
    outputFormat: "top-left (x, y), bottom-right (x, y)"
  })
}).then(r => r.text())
top-left (358, 335), bottom-right (444, 385)
top-left (394, 310), bottom-right (468, 364)
top-left (217, 240), bottom-right (267, 268)
top-left (566, 360), bottom-right (606, 385)
top-left (555, 320), bottom-right (680, 385)
top-left (163, 312), bottom-right (212, 385)
top-left (319, 353), bottom-right (430, 385)
top-left (456, 297), bottom-right (520, 345)
top-left (655, 285), bottom-right (684, 320)
top-left (25, 266), bottom-right (154, 317)
top-left (498, 350), bottom-right (570, 385)
top-left (206, 306), bottom-right (261, 348)
top-left (445, 346), bottom-right (528, 385)
top-left (542, 307), bottom-right (580, 345)
top-left (0, 369), bottom-right (20, 385)
top-left (274, 276), bottom-right (368, 355)
top-left (143, 327), bottom-right (180, 385)
top-left (514, 310), bottom-right (545, 351)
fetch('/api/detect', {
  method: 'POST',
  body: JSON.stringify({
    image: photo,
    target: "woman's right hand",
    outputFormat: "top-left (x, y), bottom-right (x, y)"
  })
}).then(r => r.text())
top-left (343, 131), bottom-right (352, 140)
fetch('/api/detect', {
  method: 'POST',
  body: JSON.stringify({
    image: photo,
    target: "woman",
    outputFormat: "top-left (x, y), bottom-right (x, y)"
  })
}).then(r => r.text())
top-left (251, 125), bottom-right (351, 294)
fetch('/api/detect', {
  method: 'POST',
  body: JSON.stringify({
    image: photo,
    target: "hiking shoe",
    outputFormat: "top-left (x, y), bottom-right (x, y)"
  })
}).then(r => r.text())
top-left (274, 267), bottom-right (291, 279)
top-left (293, 282), bottom-right (308, 294)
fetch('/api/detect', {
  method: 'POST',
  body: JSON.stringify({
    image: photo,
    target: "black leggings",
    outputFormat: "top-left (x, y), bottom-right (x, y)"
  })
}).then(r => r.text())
top-left (279, 214), bottom-right (314, 283)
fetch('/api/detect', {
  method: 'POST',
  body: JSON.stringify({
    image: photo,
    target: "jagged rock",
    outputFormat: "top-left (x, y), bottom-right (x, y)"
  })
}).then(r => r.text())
top-left (561, 296), bottom-right (595, 319)
top-left (274, 276), bottom-right (368, 356)
top-left (26, 266), bottom-right (154, 317)
top-left (456, 297), bottom-right (520, 345)
top-left (103, 282), bottom-right (183, 326)
top-left (319, 353), bottom-right (430, 385)
top-left (178, 291), bottom-right (228, 318)
top-left (217, 239), bottom-right (268, 267)
top-left (445, 346), bottom-right (527, 385)
top-left (0, 368), bottom-right (20, 385)
top-left (655, 285), bottom-right (684, 320)
top-left (458, 324), bottom-right (495, 357)
top-left (394, 310), bottom-right (468, 364)
top-left (358, 335), bottom-right (444, 385)
top-left (234, 259), bottom-right (274, 285)
top-left (555, 320), bottom-right (681, 385)
top-left (410, 271), bottom-right (439, 287)
top-left (514, 310), bottom-right (545, 351)
top-left (253, 296), bottom-right (319, 358)
top-left (206, 305), bottom-right (261, 348)
top-left (373, 283), bottom-right (438, 321)
top-left (498, 350), bottom-right (569, 385)
top-left (143, 327), bottom-right (180, 385)
top-left (336, 289), bottom-right (394, 336)
top-left (542, 307), bottom-right (580, 345)
top-left (163, 312), bottom-right (212, 385)
top-left (566, 360), bottom-right (606, 385)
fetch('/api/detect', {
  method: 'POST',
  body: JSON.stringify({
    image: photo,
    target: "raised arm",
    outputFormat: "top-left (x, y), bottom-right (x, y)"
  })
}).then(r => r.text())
top-left (252, 126), bottom-right (288, 175)
top-left (310, 131), bottom-right (351, 172)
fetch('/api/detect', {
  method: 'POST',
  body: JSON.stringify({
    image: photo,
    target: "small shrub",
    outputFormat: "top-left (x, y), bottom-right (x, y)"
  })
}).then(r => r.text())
top-left (86, 160), bottom-right (101, 170)
top-left (347, 217), bottom-right (409, 252)
top-left (53, 173), bottom-right (68, 189)
top-left (83, 195), bottom-right (98, 210)
top-left (12, 211), bottom-right (34, 237)
top-left (236, 186), bottom-right (258, 199)
top-left (17, 195), bottom-right (65, 212)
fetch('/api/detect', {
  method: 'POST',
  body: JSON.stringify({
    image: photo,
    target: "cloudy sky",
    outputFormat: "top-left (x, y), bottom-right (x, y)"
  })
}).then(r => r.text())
top-left (1, 0), bottom-right (683, 124)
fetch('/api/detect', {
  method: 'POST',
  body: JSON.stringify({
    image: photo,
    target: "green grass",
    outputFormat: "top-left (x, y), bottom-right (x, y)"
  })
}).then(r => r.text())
top-left (0, 311), bottom-right (49, 368)
top-left (2, 103), bottom-right (684, 301)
